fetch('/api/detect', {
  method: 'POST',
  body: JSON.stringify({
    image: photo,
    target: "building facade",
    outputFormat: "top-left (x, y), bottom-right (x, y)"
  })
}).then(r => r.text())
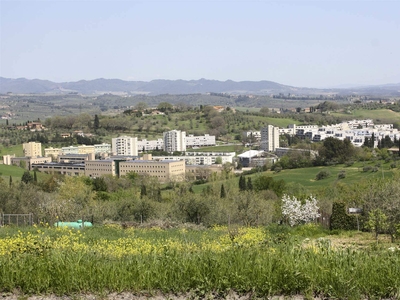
top-left (185, 134), bottom-right (216, 148)
top-left (112, 136), bottom-right (138, 156)
top-left (137, 139), bottom-right (164, 152)
top-left (163, 130), bottom-right (186, 152)
top-left (260, 125), bottom-right (280, 152)
top-left (119, 159), bottom-right (185, 182)
top-left (23, 142), bottom-right (42, 158)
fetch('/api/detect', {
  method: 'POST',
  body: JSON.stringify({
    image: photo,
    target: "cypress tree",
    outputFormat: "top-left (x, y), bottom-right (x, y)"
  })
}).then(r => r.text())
top-left (94, 114), bottom-right (100, 131)
top-left (21, 171), bottom-right (33, 184)
top-left (9, 175), bottom-right (12, 187)
top-left (247, 177), bottom-right (253, 191)
top-left (140, 185), bottom-right (147, 198)
top-left (370, 133), bottom-right (375, 148)
top-left (239, 175), bottom-right (246, 191)
top-left (33, 170), bottom-right (37, 183)
top-left (220, 184), bottom-right (226, 198)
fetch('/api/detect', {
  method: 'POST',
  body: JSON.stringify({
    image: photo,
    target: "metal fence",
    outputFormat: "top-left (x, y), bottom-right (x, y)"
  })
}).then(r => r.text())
top-left (0, 213), bottom-right (34, 226)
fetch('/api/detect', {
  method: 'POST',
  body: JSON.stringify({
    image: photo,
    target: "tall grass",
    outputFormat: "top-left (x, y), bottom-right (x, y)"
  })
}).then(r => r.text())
top-left (0, 225), bottom-right (399, 298)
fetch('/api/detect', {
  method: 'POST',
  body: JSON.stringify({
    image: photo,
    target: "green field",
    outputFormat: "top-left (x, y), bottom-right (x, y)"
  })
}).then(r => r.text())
top-left (192, 160), bottom-right (400, 194)
top-left (0, 225), bottom-right (398, 298)
top-left (332, 109), bottom-right (400, 122)
top-left (0, 164), bottom-right (50, 183)
top-left (0, 144), bottom-right (24, 157)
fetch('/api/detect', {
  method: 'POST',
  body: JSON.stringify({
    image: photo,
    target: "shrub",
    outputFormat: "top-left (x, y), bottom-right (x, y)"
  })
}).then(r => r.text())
top-left (390, 162), bottom-right (397, 169)
top-left (330, 202), bottom-right (358, 230)
top-left (345, 161), bottom-right (354, 167)
top-left (363, 166), bottom-right (373, 172)
top-left (315, 170), bottom-right (331, 180)
top-left (337, 170), bottom-right (346, 179)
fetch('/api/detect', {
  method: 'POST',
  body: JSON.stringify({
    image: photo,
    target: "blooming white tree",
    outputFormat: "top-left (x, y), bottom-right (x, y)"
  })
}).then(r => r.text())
top-left (281, 194), bottom-right (320, 226)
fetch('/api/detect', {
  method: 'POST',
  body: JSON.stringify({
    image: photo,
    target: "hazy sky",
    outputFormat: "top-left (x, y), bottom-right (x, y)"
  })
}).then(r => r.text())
top-left (1, 0), bottom-right (399, 88)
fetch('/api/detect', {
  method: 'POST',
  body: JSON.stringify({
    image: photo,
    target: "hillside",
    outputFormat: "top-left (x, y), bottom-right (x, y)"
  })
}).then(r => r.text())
top-left (2, 77), bottom-right (400, 96)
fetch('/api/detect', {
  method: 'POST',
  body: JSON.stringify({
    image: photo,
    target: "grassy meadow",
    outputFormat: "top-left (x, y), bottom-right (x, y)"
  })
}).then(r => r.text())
top-left (0, 224), bottom-right (399, 298)
top-left (191, 160), bottom-right (400, 194)
top-left (332, 108), bottom-right (400, 122)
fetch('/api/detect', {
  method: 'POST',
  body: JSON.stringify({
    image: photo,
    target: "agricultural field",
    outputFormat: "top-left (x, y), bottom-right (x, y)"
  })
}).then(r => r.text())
top-left (332, 109), bottom-right (400, 123)
top-left (0, 224), bottom-right (398, 299)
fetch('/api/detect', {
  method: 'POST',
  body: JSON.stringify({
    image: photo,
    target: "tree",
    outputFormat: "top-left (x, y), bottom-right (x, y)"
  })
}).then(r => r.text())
top-left (361, 176), bottom-right (400, 242)
top-left (239, 175), bottom-right (246, 191)
top-left (33, 170), bottom-right (37, 183)
top-left (260, 106), bottom-right (269, 115)
top-left (220, 184), bottom-right (226, 198)
top-left (134, 102), bottom-right (148, 112)
top-left (94, 114), bottom-right (100, 131)
top-left (246, 177), bottom-right (253, 191)
top-left (9, 176), bottom-right (12, 187)
top-left (21, 171), bottom-right (33, 184)
top-left (281, 194), bottom-right (320, 226)
top-left (92, 177), bottom-right (108, 192)
top-left (177, 195), bottom-right (210, 224)
top-left (319, 137), bottom-right (356, 164)
top-left (157, 102), bottom-right (173, 112)
top-left (215, 156), bottom-right (223, 164)
top-left (140, 184), bottom-right (147, 198)
top-left (366, 209), bottom-right (388, 241)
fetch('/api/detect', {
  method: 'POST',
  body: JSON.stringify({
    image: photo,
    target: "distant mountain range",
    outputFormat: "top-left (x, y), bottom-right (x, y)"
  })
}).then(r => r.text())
top-left (1, 77), bottom-right (399, 96)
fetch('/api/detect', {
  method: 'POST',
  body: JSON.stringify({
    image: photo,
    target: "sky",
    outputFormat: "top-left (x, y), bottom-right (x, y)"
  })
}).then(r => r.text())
top-left (0, 0), bottom-right (399, 88)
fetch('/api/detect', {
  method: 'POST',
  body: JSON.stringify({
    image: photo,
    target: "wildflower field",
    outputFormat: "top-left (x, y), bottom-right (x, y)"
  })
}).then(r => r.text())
top-left (0, 224), bottom-right (399, 299)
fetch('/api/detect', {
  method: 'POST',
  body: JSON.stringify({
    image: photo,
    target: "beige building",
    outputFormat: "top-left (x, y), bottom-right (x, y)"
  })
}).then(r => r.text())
top-left (44, 147), bottom-right (62, 159)
top-left (11, 156), bottom-right (52, 170)
top-left (32, 162), bottom-right (85, 176)
top-left (119, 159), bottom-right (185, 182)
top-left (23, 142), bottom-right (42, 158)
top-left (85, 160), bottom-right (116, 178)
top-left (78, 145), bottom-right (95, 155)
top-left (2, 154), bottom-right (15, 165)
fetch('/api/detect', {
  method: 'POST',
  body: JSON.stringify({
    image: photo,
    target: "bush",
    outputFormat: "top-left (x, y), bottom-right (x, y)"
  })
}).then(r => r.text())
top-left (337, 170), bottom-right (346, 179)
top-left (315, 170), bottom-right (331, 180)
top-left (390, 162), bottom-right (397, 169)
top-left (330, 202), bottom-right (358, 230)
top-left (363, 166), bottom-right (373, 172)
top-left (345, 161), bottom-right (354, 167)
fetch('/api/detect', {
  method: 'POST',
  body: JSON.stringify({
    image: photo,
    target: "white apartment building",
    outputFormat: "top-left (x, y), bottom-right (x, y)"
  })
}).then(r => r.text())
top-left (185, 134), bottom-right (216, 147)
top-left (153, 151), bottom-right (236, 166)
top-left (242, 131), bottom-right (261, 142)
top-left (137, 139), bottom-right (164, 152)
top-left (23, 142), bottom-right (42, 158)
top-left (163, 130), bottom-right (186, 152)
top-left (287, 120), bottom-right (400, 148)
top-left (112, 136), bottom-right (138, 156)
top-left (260, 125), bottom-right (280, 152)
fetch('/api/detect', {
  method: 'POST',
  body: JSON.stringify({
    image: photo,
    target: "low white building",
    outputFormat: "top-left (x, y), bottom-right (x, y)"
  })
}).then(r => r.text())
top-left (186, 134), bottom-right (216, 147)
top-left (137, 139), bottom-right (164, 152)
top-left (153, 151), bottom-right (236, 166)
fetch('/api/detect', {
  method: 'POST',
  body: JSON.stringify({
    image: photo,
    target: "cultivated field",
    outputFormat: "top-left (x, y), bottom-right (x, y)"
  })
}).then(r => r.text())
top-left (0, 225), bottom-right (399, 299)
